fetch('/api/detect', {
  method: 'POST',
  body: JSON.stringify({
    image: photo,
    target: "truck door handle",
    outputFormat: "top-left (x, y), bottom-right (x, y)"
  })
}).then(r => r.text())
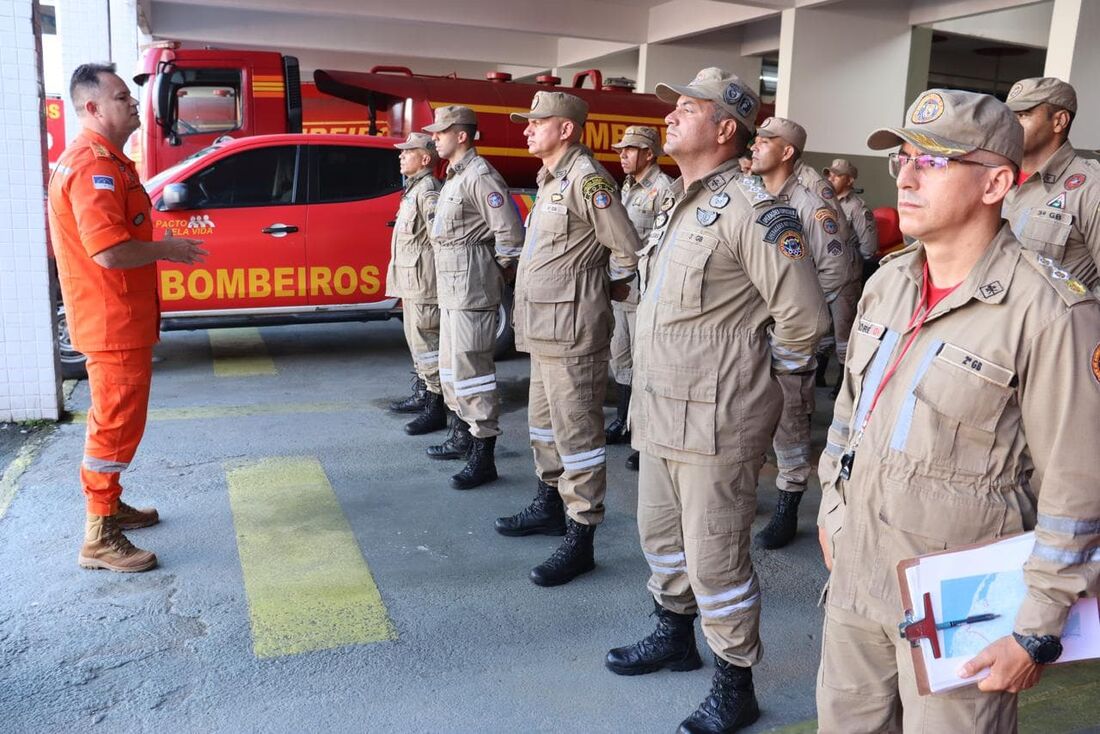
top-left (386, 220), bottom-right (396, 228)
top-left (262, 224), bottom-right (299, 237)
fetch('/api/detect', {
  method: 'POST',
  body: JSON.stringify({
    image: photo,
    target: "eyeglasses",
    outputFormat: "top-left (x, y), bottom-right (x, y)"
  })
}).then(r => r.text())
top-left (887, 152), bottom-right (1004, 178)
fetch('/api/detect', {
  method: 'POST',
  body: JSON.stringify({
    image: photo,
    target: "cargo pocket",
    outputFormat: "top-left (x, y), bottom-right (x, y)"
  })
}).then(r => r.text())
top-left (657, 231), bottom-right (715, 313)
top-left (441, 194), bottom-right (467, 238)
top-left (903, 345), bottom-right (1013, 475)
top-left (537, 207), bottom-right (569, 254)
top-left (435, 246), bottom-right (466, 301)
top-left (1019, 208), bottom-right (1072, 262)
top-left (395, 246), bottom-right (422, 293)
top-left (524, 272), bottom-right (577, 343)
top-left (645, 363), bottom-right (718, 455)
top-left (844, 321), bottom-right (889, 417)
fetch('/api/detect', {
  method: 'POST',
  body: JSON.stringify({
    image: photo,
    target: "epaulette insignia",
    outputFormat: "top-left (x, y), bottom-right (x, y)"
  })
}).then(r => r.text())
top-left (90, 142), bottom-right (111, 159)
top-left (1030, 253), bottom-right (1093, 305)
top-left (737, 175), bottom-right (773, 206)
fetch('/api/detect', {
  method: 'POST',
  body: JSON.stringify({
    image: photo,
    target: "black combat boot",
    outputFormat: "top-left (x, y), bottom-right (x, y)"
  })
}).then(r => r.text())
top-left (390, 374), bottom-right (427, 413)
top-left (605, 384), bottom-right (632, 444)
top-left (451, 436), bottom-right (498, 490)
top-left (530, 517), bottom-right (595, 587)
top-left (625, 451), bottom-right (640, 471)
top-left (605, 600), bottom-right (703, 675)
top-left (678, 655), bottom-right (760, 734)
top-left (494, 480), bottom-right (566, 537)
top-left (426, 414), bottom-right (472, 460)
top-left (814, 352), bottom-right (830, 388)
top-left (754, 488), bottom-right (804, 550)
top-left (405, 391), bottom-right (447, 435)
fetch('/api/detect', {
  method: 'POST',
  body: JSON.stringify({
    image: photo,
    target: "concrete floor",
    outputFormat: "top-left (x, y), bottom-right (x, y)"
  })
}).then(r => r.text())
top-left (0, 320), bottom-right (1096, 734)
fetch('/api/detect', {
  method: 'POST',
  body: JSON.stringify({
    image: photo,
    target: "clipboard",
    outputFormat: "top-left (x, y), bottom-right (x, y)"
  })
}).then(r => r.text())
top-left (896, 532), bottom-right (1100, 696)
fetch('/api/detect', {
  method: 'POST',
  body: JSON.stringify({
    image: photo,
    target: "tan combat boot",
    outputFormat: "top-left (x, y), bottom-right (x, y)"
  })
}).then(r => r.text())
top-left (115, 500), bottom-right (159, 530)
top-left (78, 514), bottom-right (158, 572)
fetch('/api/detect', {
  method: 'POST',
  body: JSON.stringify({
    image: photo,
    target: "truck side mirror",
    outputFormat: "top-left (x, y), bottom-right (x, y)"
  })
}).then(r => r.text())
top-left (161, 183), bottom-right (193, 211)
top-left (154, 65), bottom-right (184, 146)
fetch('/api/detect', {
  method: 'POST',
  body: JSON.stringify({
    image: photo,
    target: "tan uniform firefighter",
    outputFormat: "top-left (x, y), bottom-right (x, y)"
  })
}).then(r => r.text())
top-left (493, 91), bottom-right (641, 588)
top-left (817, 89), bottom-right (1100, 733)
top-left (385, 132), bottom-right (445, 435)
top-left (604, 68), bottom-right (829, 734)
top-left (750, 117), bottom-right (858, 551)
top-left (823, 158), bottom-right (879, 262)
top-left (606, 125), bottom-right (673, 471)
top-left (423, 105), bottom-right (524, 489)
top-left (1002, 77), bottom-right (1100, 292)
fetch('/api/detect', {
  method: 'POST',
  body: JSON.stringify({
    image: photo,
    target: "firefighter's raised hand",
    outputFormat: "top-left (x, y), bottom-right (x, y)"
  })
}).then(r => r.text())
top-left (161, 237), bottom-right (208, 265)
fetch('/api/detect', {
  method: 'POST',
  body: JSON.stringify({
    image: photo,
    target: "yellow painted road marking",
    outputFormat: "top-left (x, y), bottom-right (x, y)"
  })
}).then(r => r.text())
top-left (226, 456), bottom-right (395, 658)
top-left (208, 328), bottom-right (277, 377)
top-left (0, 435), bottom-right (48, 522)
top-left (68, 402), bottom-right (360, 423)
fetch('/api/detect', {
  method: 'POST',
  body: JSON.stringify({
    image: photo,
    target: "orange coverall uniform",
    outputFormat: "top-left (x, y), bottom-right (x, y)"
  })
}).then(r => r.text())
top-left (47, 130), bottom-right (159, 516)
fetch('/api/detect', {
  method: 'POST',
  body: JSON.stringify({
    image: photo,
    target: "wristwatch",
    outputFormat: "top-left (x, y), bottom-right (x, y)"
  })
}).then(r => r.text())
top-left (1012, 632), bottom-right (1063, 664)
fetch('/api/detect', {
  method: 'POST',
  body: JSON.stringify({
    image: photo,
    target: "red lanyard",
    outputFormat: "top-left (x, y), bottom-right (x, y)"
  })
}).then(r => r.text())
top-left (858, 263), bottom-right (958, 438)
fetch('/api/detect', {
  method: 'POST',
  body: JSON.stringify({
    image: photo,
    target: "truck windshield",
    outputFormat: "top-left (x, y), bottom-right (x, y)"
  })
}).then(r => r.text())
top-left (144, 144), bottom-right (219, 191)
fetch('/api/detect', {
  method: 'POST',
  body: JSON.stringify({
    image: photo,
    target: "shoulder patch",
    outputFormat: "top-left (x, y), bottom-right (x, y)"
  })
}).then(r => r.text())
top-left (486, 191), bottom-right (505, 208)
top-left (581, 173), bottom-right (615, 204)
top-left (1091, 343), bottom-right (1100, 386)
top-left (423, 190), bottom-right (439, 221)
top-left (757, 204), bottom-right (804, 259)
top-left (91, 174), bottom-right (115, 191)
top-left (1023, 251), bottom-right (1095, 306)
top-left (815, 207), bottom-right (839, 235)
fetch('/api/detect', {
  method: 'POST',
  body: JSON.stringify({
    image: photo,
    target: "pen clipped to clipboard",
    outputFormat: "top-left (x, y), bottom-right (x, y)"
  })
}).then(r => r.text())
top-left (896, 532), bottom-right (1100, 695)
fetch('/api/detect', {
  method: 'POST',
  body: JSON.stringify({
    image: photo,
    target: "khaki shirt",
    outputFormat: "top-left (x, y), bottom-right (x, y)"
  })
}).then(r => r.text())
top-left (514, 143), bottom-right (641, 359)
top-left (431, 148), bottom-right (524, 310)
top-left (631, 158), bottom-right (831, 466)
top-left (796, 160), bottom-right (863, 268)
top-left (619, 164), bottom-right (675, 309)
top-left (777, 176), bottom-right (861, 299)
top-left (818, 226), bottom-right (1100, 637)
top-left (386, 169), bottom-right (441, 303)
top-left (1003, 141), bottom-right (1100, 291)
top-left (837, 190), bottom-right (879, 260)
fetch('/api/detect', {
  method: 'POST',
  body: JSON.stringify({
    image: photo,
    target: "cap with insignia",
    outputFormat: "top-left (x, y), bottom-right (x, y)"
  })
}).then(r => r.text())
top-left (756, 117), bottom-right (807, 152)
top-left (867, 88), bottom-right (1023, 168)
top-left (509, 91), bottom-right (588, 126)
top-left (422, 105), bottom-right (478, 133)
top-left (655, 67), bottom-right (761, 135)
top-left (822, 158), bottom-right (858, 179)
top-left (394, 132), bottom-right (437, 152)
top-left (1005, 77), bottom-right (1077, 114)
top-left (611, 125), bottom-right (663, 156)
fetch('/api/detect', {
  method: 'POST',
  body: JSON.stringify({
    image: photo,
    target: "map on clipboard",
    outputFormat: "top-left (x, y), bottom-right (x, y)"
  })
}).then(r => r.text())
top-left (897, 532), bottom-right (1100, 695)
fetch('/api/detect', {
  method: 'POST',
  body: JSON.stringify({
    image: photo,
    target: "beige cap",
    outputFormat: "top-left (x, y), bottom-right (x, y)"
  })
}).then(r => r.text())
top-left (1005, 77), bottom-right (1077, 114)
top-left (394, 132), bottom-right (436, 152)
top-left (867, 88), bottom-right (1023, 168)
top-left (509, 91), bottom-right (588, 125)
top-left (756, 116), bottom-right (807, 152)
top-left (422, 105), bottom-right (477, 133)
top-left (610, 125), bottom-right (663, 156)
top-left (655, 67), bottom-right (760, 134)
top-left (823, 158), bottom-right (857, 179)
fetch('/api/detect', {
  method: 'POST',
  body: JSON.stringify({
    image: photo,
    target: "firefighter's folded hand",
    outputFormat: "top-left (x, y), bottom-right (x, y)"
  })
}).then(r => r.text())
top-left (817, 526), bottom-right (832, 571)
top-left (609, 280), bottom-right (631, 302)
top-left (958, 636), bottom-right (1043, 693)
top-left (162, 237), bottom-right (209, 265)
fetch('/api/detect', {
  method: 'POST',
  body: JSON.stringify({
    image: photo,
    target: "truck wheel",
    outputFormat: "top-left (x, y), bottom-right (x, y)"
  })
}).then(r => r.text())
top-left (57, 304), bottom-right (87, 379)
top-left (494, 286), bottom-right (515, 360)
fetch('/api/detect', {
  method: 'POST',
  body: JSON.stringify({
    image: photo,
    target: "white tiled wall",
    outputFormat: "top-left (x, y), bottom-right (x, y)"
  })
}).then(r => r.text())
top-left (0, 0), bottom-right (62, 422)
top-left (58, 0), bottom-right (110, 144)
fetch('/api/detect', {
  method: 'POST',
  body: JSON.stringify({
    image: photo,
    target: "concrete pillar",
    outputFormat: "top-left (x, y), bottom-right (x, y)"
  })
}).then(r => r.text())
top-left (56, 0), bottom-right (143, 144)
top-left (1045, 0), bottom-right (1100, 149)
top-left (775, 0), bottom-right (927, 209)
top-left (636, 38), bottom-right (762, 96)
top-left (0, 0), bottom-right (62, 421)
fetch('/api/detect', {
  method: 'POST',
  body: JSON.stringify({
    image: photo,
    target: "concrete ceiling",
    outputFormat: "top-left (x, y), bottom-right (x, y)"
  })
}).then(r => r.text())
top-left (138, 0), bottom-right (1050, 78)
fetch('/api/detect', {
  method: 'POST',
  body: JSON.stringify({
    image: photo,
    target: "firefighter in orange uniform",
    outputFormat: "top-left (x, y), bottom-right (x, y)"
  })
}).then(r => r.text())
top-left (48, 64), bottom-right (207, 572)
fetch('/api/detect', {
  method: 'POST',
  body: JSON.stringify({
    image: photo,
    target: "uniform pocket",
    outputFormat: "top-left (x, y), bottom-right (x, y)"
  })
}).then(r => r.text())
top-left (1020, 208), bottom-right (1072, 261)
top-left (441, 194), bottom-right (466, 238)
top-left (645, 363), bottom-right (718, 455)
top-left (657, 233), bottom-right (714, 313)
top-left (524, 272), bottom-right (577, 343)
top-left (905, 346), bottom-right (1013, 475)
top-left (395, 247), bottom-right (423, 292)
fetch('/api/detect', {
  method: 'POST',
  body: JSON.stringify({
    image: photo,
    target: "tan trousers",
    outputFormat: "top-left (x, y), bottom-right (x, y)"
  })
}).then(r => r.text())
top-left (637, 452), bottom-right (765, 667)
top-left (438, 306), bottom-right (500, 439)
top-left (609, 302), bottom-right (636, 386)
top-left (527, 353), bottom-right (608, 525)
top-left (817, 603), bottom-right (1018, 733)
top-left (819, 280), bottom-right (860, 366)
top-left (772, 371), bottom-right (815, 493)
top-left (402, 300), bottom-right (441, 394)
